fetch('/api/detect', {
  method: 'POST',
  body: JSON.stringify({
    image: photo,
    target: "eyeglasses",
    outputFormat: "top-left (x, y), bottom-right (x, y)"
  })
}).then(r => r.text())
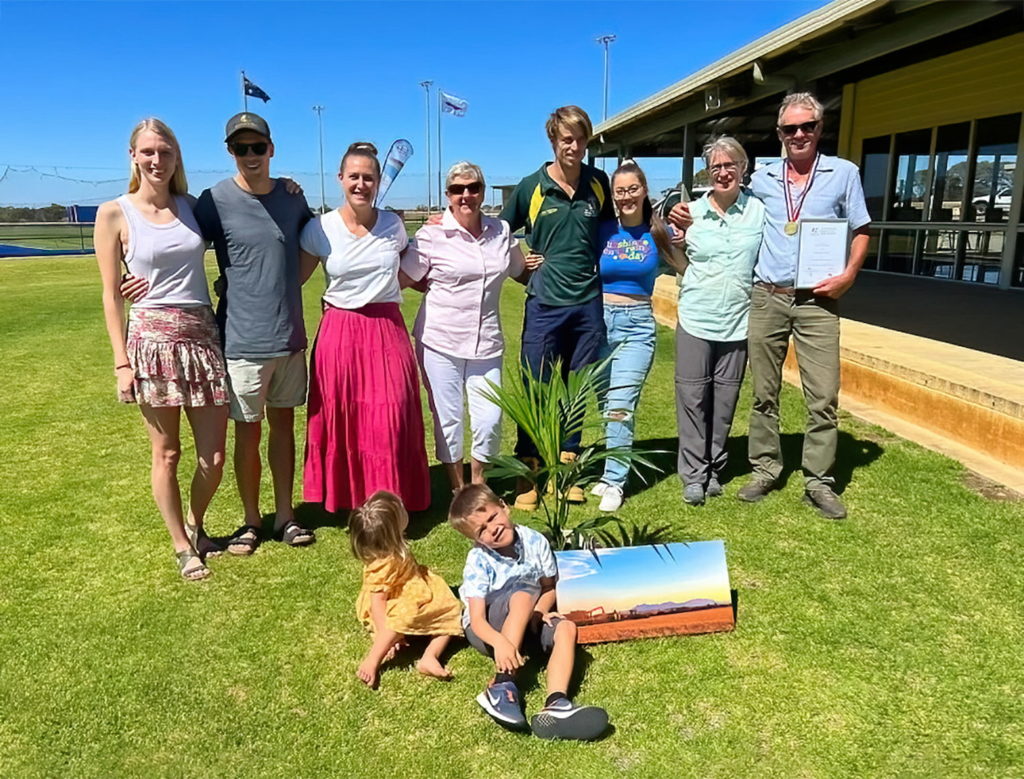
top-left (709, 162), bottom-right (739, 174)
top-left (778, 120), bottom-right (820, 136)
top-left (229, 141), bottom-right (269, 157)
top-left (447, 182), bottom-right (482, 195)
top-left (613, 184), bottom-right (643, 198)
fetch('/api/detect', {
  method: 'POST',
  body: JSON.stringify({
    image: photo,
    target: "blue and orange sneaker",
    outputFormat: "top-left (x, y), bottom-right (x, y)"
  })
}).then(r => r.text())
top-left (476, 680), bottom-right (528, 731)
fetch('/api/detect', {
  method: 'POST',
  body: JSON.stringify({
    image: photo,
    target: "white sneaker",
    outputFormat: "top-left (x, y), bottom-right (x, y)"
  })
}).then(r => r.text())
top-left (598, 484), bottom-right (624, 512)
top-left (590, 481), bottom-right (610, 497)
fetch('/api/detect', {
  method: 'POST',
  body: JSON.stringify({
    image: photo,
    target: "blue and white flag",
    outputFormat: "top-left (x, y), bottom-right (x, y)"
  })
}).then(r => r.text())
top-left (243, 76), bottom-right (271, 102)
top-left (377, 139), bottom-right (414, 207)
top-left (439, 91), bottom-right (468, 117)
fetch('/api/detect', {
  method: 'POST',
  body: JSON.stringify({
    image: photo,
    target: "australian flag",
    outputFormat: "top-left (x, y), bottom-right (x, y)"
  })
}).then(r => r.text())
top-left (244, 77), bottom-right (271, 103)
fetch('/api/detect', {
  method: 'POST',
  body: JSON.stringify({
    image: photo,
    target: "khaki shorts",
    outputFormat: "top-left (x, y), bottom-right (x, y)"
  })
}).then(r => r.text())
top-left (226, 351), bottom-right (308, 422)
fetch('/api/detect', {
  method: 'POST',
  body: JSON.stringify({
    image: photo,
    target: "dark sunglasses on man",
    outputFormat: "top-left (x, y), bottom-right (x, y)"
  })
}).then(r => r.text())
top-left (447, 181), bottom-right (483, 195)
top-left (779, 120), bottom-right (820, 136)
top-left (230, 141), bottom-right (269, 157)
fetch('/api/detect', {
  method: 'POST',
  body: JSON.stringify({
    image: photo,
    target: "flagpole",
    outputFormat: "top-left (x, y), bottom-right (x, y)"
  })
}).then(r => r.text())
top-left (436, 89), bottom-right (443, 210)
top-left (241, 70), bottom-right (248, 111)
top-left (312, 105), bottom-right (326, 214)
top-left (420, 81), bottom-right (433, 214)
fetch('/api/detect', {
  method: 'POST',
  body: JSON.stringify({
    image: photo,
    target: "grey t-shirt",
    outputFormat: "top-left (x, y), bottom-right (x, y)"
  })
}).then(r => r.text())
top-left (194, 178), bottom-right (312, 359)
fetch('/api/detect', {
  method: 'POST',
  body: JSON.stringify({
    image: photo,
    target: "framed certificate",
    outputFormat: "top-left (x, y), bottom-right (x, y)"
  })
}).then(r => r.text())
top-left (795, 218), bottom-right (849, 289)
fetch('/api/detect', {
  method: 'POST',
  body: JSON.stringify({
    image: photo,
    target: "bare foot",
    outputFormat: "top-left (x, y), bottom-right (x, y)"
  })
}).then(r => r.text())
top-left (382, 639), bottom-right (407, 664)
top-left (356, 658), bottom-right (380, 689)
top-left (416, 655), bottom-right (453, 680)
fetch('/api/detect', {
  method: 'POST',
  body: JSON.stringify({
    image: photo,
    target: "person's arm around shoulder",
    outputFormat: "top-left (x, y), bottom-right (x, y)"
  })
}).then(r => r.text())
top-left (399, 227), bottom-right (431, 291)
top-left (813, 160), bottom-right (871, 299)
top-left (299, 216), bottom-right (327, 286)
top-left (95, 200), bottom-right (134, 402)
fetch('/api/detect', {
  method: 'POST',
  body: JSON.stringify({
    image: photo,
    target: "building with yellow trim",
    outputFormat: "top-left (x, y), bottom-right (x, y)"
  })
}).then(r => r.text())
top-left (591, 0), bottom-right (1023, 297)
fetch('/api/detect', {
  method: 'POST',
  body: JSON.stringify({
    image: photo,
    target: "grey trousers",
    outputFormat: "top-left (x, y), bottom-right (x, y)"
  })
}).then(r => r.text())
top-left (675, 325), bottom-right (748, 486)
top-left (746, 285), bottom-right (840, 490)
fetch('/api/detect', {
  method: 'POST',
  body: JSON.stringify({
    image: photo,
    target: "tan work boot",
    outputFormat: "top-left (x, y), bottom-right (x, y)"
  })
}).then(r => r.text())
top-left (513, 457), bottom-right (541, 511)
top-left (559, 451), bottom-right (587, 504)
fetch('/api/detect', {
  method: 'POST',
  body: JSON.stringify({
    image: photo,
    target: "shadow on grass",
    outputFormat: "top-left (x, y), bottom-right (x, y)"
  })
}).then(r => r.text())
top-left (725, 430), bottom-right (884, 493)
top-left (624, 436), bottom-right (680, 497)
top-left (628, 430), bottom-right (884, 498)
top-left (283, 463), bottom-right (469, 541)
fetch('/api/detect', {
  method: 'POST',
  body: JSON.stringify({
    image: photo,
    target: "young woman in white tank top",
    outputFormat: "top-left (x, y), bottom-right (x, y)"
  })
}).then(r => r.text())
top-left (94, 118), bottom-right (229, 581)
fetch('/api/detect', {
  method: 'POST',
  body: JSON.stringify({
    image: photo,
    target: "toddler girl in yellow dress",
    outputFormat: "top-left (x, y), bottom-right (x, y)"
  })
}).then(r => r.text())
top-left (350, 490), bottom-right (463, 688)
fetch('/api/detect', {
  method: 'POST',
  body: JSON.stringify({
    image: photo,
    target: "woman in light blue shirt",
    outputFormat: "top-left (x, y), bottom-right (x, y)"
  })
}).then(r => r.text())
top-left (676, 137), bottom-right (764, 505)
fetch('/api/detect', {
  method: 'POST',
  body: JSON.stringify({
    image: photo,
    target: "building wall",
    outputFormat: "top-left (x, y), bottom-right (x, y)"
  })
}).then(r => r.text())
top-left (846, 33), bottom-right (1024, 159)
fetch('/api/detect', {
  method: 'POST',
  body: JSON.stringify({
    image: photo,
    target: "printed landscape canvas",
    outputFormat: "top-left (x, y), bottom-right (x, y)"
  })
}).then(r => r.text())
top-left (555, 541), bottom-right (734, 644)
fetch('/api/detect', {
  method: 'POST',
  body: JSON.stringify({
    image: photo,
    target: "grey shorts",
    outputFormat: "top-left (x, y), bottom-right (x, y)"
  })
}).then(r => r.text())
top-left (226, 351), bottom-right (307, 422)
top-left (464, 586), bottom-right (562, 657)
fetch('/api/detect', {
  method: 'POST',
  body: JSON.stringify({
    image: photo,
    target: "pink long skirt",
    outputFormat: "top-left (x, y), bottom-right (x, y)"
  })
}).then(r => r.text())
top-left (304, 302), bottom-right (431, 513)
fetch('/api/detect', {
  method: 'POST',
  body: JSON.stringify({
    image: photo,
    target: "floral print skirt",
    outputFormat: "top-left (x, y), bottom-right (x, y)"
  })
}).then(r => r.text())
top-left (125, 306), bottom-right (228, 408)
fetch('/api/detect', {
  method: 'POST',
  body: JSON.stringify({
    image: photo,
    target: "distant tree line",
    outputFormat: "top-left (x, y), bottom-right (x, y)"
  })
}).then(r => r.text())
top-left (0, 204), bottom-right (67, 222)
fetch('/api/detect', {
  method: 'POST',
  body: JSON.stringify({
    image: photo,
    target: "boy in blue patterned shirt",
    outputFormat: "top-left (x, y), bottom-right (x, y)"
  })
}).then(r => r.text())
top-left (449, 484), bottom-right (608, 740)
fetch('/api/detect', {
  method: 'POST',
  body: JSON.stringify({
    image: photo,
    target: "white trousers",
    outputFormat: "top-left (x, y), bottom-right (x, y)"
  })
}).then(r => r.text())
top-left (416, 342), bottom-right (503, 464)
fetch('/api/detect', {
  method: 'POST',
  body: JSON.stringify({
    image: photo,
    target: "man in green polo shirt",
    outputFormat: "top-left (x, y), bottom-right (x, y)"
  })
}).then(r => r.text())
top-left (500, 105), bottom-right (614, 510)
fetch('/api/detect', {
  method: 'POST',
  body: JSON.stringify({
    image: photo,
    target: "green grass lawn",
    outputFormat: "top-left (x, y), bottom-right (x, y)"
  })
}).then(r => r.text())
top-left (2, 255), bottom-right (1022, 778)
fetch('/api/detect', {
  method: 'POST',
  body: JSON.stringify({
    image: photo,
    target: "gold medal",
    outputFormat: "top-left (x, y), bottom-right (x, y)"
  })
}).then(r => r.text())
top-left (784, 221), bottom-right (798, 236)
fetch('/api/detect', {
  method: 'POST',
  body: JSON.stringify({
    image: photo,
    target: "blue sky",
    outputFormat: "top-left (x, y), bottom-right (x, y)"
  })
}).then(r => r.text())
top-left (0, 0), bottom-right (825, 209)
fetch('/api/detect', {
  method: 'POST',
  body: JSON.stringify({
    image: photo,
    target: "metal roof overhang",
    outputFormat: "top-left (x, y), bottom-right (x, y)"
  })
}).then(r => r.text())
top-left (590, 0), bottom-right (1019, 159)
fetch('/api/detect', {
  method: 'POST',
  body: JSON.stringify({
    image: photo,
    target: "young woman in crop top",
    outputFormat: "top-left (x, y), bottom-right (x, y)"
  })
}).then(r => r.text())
top-left (590, 160), bottom-right (684, 512)
top-left (94, 118), bottom-right (229, 581)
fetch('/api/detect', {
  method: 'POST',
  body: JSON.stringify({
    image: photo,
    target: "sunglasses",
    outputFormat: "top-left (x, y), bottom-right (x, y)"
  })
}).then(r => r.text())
top-left (448, 182), bottom-right (483, 195)
top-left (229, 141), bottom-right (269, 157)
top-left (778, 120), bottom-right (820, 136)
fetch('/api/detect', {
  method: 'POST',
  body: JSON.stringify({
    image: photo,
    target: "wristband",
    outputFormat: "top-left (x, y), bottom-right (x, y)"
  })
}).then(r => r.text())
top-left (115, 363), bottom-right (131, 370)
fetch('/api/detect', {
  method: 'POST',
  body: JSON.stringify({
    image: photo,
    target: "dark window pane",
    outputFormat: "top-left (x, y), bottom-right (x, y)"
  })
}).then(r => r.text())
top-left (880, 229), bottom-right (915, 274)
top-left (1013, 232), bottom-right (1024, 288)
top-left (864, 228), bottom-right (881, 270)
top-left (861, 136), bottom-right (890, 221)
top-left (917, 229), bottom-right (959, 279)
top-left (960, 229), bottom-right (1004, 284)
top-left (930, 122), bottom-right (970, 221)
top-left (892, 129), bottom-right (932, 222)
top-left (969, 113), bottom-right (1020, 224)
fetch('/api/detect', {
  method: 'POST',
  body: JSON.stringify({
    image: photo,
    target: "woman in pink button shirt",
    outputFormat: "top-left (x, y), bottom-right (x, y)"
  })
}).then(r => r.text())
top-left (401, 162), bottom-right (540, 491)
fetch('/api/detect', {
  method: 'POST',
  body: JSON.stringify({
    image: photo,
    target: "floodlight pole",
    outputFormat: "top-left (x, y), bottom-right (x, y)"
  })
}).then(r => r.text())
top-left (312, 105), bottom-right (326, 214)
top-left (596, 34), bottom-right (616, 122)
top-left (420, 80), bottom-right (433, 213)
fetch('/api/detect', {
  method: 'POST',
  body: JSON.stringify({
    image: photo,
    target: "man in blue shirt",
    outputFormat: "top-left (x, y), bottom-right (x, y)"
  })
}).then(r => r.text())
top-left (738, 93), bottom-right (871, 519)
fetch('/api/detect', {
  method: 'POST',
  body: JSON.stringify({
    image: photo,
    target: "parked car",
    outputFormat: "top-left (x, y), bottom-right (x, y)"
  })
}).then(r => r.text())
top-left (972, 187), bottom-right (1012, 218)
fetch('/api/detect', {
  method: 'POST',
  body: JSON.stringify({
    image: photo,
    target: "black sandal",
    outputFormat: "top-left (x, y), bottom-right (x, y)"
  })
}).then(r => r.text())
top-left (226, 524), bottom-right (261, 556)
top-left (276, 520), bottom-right (315, 547)
top-left (185, 522), bottom-right (223, 559)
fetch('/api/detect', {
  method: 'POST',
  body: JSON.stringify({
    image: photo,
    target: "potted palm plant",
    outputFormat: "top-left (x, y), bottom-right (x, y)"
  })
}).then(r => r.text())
top-left (481, 354), bottom-right (665, 551)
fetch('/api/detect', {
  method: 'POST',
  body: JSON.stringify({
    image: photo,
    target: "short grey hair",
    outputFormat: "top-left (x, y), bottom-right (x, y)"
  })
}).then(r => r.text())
top-left (445, 161), bottom-right (485, 191)
top-left (778, 92), bottom-right (824, 125)
top-left (702, 136), bottom-right (749, 176)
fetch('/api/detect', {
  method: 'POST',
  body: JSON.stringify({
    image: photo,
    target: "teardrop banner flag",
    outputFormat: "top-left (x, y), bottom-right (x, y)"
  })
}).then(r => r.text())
top-left (377, 139), bottom-right (414, 207)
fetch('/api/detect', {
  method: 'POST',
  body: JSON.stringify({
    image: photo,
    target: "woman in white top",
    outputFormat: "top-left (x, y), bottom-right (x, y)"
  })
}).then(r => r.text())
top-left (300, 142), bottom-right (430, 512)
top-left (401, 161), bottom-right (540, 491)
top-left (94, 118), bottom-right (229, 581)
